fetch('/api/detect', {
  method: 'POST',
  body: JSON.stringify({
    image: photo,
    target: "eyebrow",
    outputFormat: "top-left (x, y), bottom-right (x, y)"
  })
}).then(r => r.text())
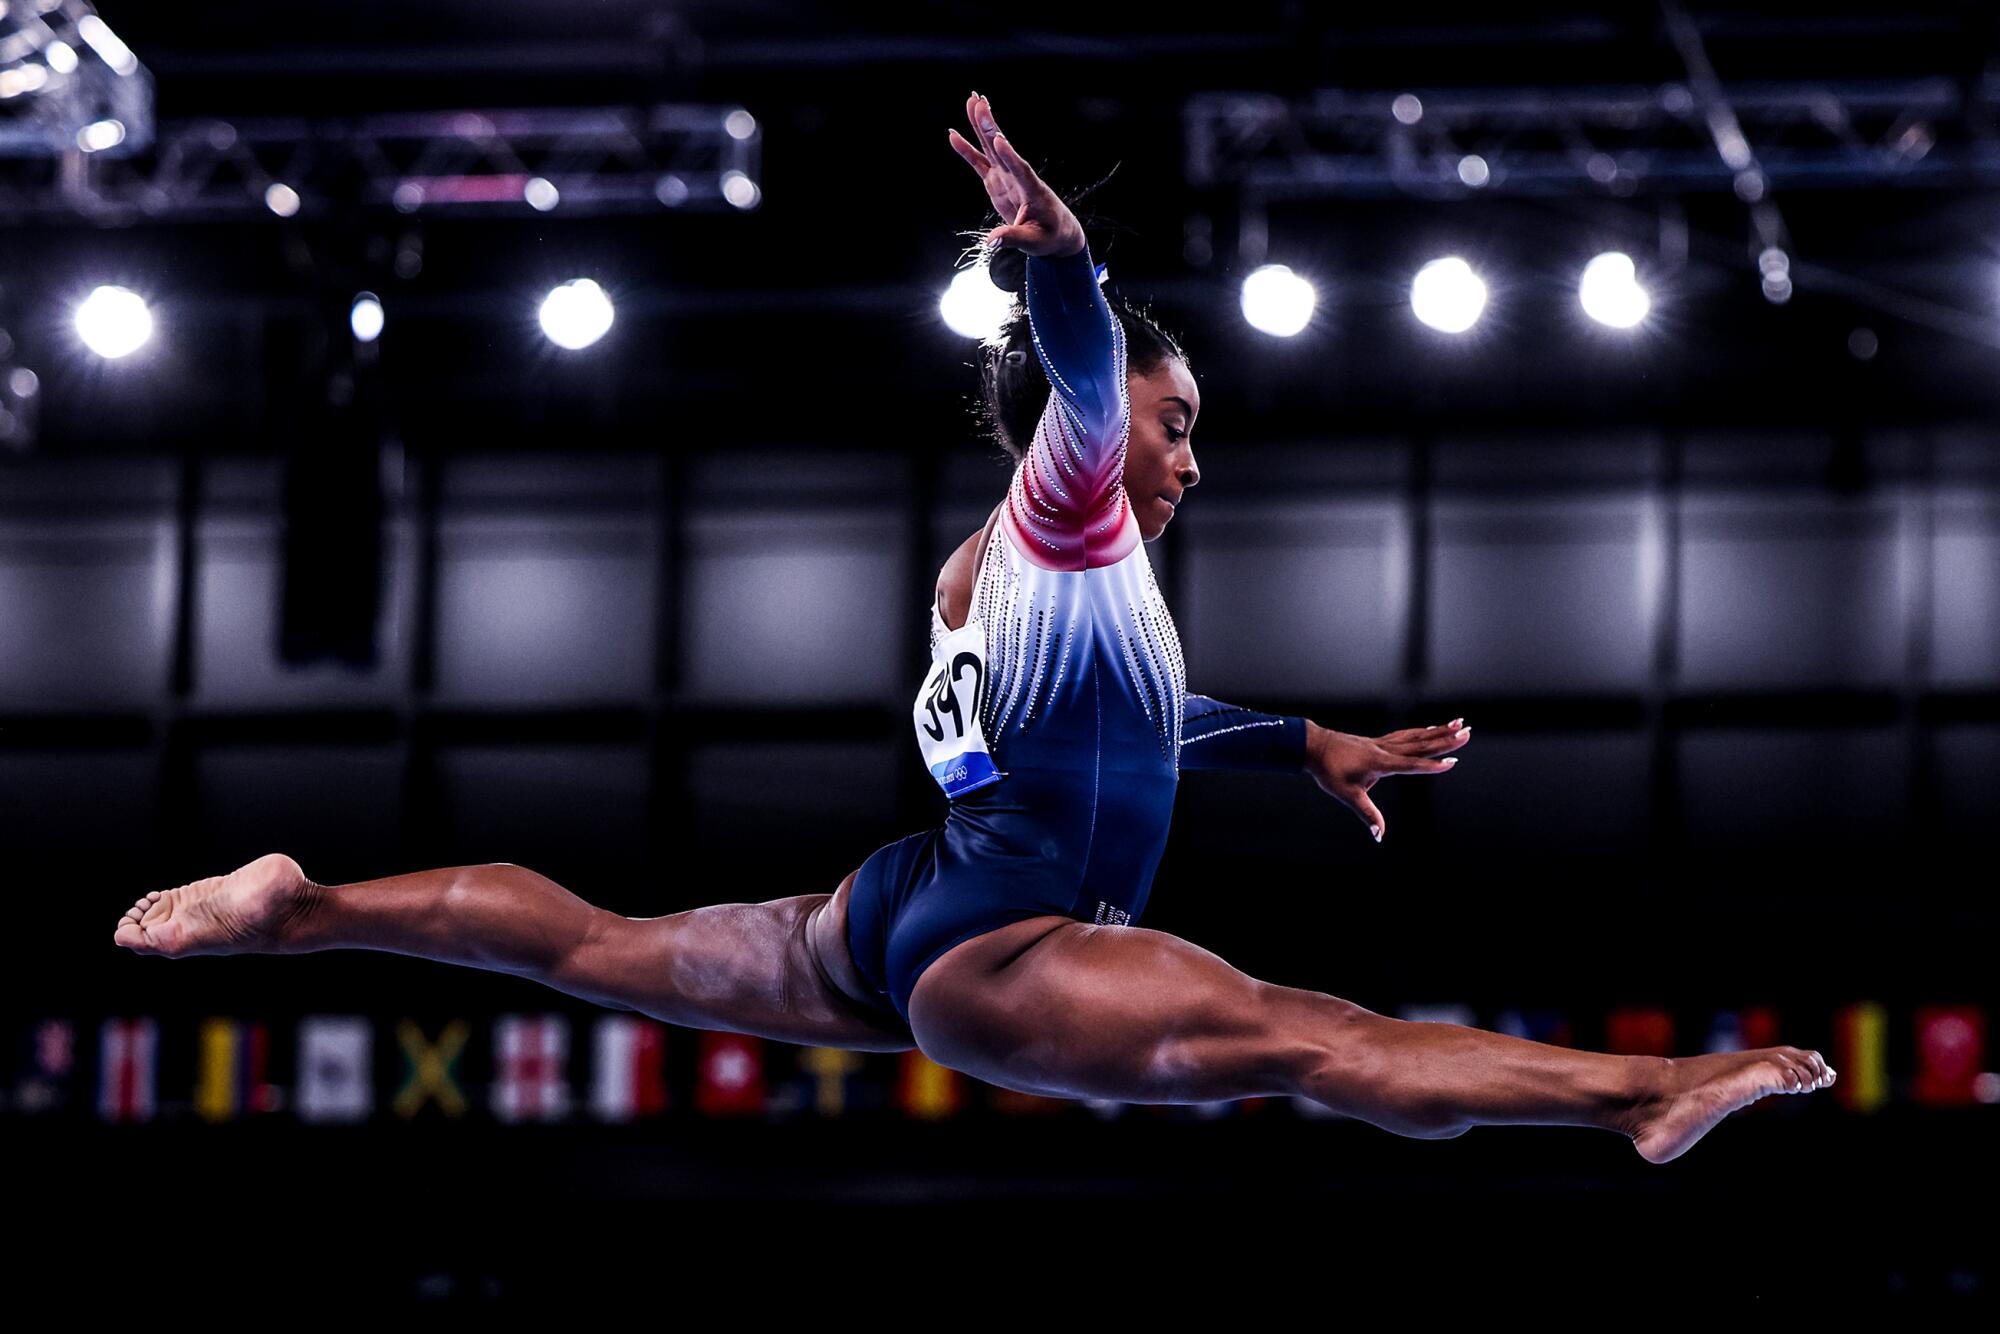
top-left (1159, 395), bottom-right (1197, 422)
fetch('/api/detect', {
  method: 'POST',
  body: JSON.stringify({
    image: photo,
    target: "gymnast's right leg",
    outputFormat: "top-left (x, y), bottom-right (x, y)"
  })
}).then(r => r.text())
top-left (110, 852), bottom-right (917, 1053)
top-left (907, 917), bottom-right (1835, 1164)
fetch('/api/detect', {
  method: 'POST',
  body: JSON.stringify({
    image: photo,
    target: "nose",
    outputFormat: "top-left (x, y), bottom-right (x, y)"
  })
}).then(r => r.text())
top-left (1177, 457), bottom-right (1199, 489)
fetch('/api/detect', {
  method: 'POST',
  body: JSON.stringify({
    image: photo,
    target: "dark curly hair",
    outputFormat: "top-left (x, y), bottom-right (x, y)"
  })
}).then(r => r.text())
top-left (955, 171), bottom-right (1190, 463)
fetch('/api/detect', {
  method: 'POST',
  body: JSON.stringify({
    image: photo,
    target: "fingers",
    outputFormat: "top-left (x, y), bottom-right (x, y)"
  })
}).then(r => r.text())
top-left (947, 127), bottom-right (991, 175)
top-left (1382, 721), bottom-right (1470, 755)
top-left (1357, 796), bottom-right (1384, 844)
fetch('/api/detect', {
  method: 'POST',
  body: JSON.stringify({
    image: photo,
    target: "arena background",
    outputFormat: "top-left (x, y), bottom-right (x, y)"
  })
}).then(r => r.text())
top-left (2, 0), bottom-right (1994, 1307)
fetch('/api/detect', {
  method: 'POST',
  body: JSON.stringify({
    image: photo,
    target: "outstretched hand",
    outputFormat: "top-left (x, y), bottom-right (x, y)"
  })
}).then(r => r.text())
top-left (1304, 718), bottom-right (1470, 843)
top-left (947, 91), bottom-right (1086, 259)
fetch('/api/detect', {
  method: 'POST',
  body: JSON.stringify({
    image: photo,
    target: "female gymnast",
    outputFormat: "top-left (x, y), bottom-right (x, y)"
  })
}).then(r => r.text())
top-left (113, 92), bottom-right (1833, 1164)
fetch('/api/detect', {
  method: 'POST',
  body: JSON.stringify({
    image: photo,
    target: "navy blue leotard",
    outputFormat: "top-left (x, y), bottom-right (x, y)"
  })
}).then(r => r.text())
top-left (844, 242), bottom-right (1307, 1025)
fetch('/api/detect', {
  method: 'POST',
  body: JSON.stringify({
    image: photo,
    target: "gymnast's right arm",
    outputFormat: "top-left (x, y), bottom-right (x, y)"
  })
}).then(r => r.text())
top-left (1023, 242), bottom-right (1128, 457)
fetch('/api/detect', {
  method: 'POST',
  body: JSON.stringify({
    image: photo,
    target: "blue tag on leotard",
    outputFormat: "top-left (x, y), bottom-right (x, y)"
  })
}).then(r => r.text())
top-left (913, 618), bottom-right (1006, 799)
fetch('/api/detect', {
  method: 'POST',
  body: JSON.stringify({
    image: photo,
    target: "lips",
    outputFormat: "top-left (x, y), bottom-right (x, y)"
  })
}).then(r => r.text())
top-left (1159, 493), bottom-right (1181, 509)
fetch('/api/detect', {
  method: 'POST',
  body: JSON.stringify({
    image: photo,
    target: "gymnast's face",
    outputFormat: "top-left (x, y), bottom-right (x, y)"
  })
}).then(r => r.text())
top-left (1124, 356), bottom-right (1201, 543)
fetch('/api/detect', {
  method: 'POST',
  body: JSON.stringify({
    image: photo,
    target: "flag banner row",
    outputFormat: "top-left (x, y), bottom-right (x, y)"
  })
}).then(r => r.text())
top-left (7, 1001), bottom-right (1991, 1125)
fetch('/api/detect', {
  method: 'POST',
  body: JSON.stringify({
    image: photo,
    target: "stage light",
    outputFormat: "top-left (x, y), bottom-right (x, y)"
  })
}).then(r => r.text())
top-left (1410, 257), bottom-right (1487, 333)
top-left (76, 119), bottom-right (125, 153)
top-left (524, 177), bottom-right (559, 211)
top-left (74, 286), bottom-right (153, 359)
top-left (44, 40), bottom-right (78, 75)
top-left (1391, 94), bottom-right (1423, 125)
top-left (724, 109), bottom-right (757, 140)
top-left (721, 170), bottom-right (760, 210)
top-left (1457, 155), bottom-right (1490, 188)
top-left (538, 279), bottom-right (614, 350)
top-left (1579, 252), bottom-right (1649, 329)
top-left (1240, 264), bottom-right (1316, 337)
top-left (0, 64), bottom-right (51, 99)
top-left (264, 183), bottom-right (300, 217)
top-left (939, 263), bottom-right (1013, 340)
top-left (350, 294), bottom-right (385, 343)
top-left (77, 16), bottom-right (140, 77)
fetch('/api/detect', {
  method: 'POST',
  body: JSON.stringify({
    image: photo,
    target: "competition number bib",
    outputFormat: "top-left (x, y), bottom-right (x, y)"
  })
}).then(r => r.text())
top-left (913, 618), bottom-right (1005, 799)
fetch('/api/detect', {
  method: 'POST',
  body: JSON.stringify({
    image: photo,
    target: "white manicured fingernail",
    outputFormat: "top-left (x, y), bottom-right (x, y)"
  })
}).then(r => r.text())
top-left (1455, 728), bottom-right (1470, 740)
top-left (1442, 757), bottom-right (1457, 766)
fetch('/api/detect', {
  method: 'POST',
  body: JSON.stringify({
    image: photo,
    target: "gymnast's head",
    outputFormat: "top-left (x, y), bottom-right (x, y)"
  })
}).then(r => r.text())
top-left (975, 257), bottom-right (1201, 545)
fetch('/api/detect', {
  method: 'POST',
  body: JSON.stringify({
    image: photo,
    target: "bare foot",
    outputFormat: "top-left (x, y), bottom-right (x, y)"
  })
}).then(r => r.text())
top-left (112, 853), bottom-right (319, 958)
top-left (1627, 1046), bottom-right (1836, 1164)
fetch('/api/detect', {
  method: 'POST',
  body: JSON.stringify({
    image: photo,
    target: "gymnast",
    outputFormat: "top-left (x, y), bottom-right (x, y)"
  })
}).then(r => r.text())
top-left (114, 92), bottom-right (1832, 1162)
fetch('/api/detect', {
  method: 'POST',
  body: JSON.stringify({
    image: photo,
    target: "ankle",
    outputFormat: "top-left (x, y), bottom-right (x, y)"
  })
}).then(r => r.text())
top-left (274, 877), bottom-right (333, 953)
top-left (1613, 1055), bottom-right (1674, 1139)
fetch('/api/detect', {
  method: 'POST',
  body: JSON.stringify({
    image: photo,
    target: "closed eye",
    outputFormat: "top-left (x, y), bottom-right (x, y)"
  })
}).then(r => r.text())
top-left (1165, 426), bottom-right (1186, 442)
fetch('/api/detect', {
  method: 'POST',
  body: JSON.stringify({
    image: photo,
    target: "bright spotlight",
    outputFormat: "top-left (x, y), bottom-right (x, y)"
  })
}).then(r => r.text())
top-left (350, 293), bottom-right (385, 343)
top-left (721, 170), bottom-right (760, 210)
top-left (1410, 257), bottom-right (1487, 334)
top-left (77, 16), bottom-right (140, 78)
top-left (74, 286), bottom-right (154, 359)
top-left (1457, 155), bottom-right (1491, 188)
top-left (1579, 252), bottom-right (1650, 329)
top-left (939, 263), bottom-right (1014, 340)
top-left (1240, 264), bottom-right (1316, 338)
top-left (76, 119), bottom-right (125, 153)
top-left (264, 183), bottom-right (300, 217)
top-left (724, 109), bottom-right (757, 140)
top-left (523, 177), bottom-right (559, 211)
top-left (44, 40), bottom-right (79, 75)
top-left (538, 279), bottom-right (615, 350)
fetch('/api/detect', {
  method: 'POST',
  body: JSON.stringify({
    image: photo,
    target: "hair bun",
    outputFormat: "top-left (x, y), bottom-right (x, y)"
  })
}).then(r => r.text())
top-left (986, 246), bottom-right (1027, 294)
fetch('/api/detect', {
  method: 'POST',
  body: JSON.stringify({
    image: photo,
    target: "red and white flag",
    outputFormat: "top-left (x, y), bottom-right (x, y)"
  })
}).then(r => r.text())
top-left (590, 1016), bottom-right (667, 1121)
top-left (96, 1017), bottom-right (158, 1122)
top-left (694, 1033), bottom-right (765, 1117)
top-left (492, 1014), bottom-right (573, 1123)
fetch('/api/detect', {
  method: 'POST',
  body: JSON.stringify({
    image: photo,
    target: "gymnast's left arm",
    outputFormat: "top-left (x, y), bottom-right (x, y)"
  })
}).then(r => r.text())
top-left (1177, 693), bottom-right (1311, 773)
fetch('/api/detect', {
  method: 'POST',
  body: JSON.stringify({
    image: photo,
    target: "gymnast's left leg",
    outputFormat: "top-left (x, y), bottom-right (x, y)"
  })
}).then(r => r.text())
top-left (907, 916), bottom-right (1835, 1164)
top-left (110, 852), bottom-right (917, 1052)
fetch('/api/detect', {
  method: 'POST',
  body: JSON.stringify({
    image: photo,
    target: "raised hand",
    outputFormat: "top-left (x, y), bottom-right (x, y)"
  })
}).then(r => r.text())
top-left (1304, 718), bottom-right (1470, 843)
top-left (947, 91), bottom-right (1086, 259)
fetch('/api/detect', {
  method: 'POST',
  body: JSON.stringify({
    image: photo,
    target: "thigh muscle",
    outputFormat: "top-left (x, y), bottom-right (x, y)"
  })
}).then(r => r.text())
top-left (555, 875), bottom-right (915, 1052)
top-left (907, 920), bottom-right (1350, 1103)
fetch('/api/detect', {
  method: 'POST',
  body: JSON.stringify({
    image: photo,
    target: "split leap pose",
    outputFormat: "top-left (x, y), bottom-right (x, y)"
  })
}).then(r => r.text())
top-left (114, 93), bottom-right (1832, 1163)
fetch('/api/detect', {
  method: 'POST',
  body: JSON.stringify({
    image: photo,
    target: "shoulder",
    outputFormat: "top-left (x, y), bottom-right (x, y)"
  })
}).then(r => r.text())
top-left (936, 504), bottom-right (1001, 628)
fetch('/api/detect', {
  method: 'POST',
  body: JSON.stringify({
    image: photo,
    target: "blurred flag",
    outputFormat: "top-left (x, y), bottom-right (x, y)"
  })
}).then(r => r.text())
top-left (800, 1047), bottom-right (863, 1117)
top-left (694, 1033), bottom-right (766, 1117)
top-left (297, 1016), bottom-right (373, 1123)
top-left (492, 1014), bottom-right (572, 1123)
top-left (896, 1050), bottom-right (964, 1120)
top-left (14, 1019), bottom-right (75, 1116)
top-left (1495, 1009), bottom-right (1573, 1046)
top-left (1605, 1008), bottom-right (1674, 1056)
top-left (1741, 1007), bottom-right (1780, 1049)
top-left (590, 1016), bottom-right (667, 1122)
top-left (194, 1019), bottom-right (276, 1122)
top-left (1914, 1005), bottom-right (1985, 1108)
top-left (393, 1019), bottom-right (469, 1120)
top-left (1833, 1002), bottom-right (1888, 1114)
top-left (96, 1018), bottom-right (158, 1123)
top-left (1400, 1003), bottom-right (1477, 1027)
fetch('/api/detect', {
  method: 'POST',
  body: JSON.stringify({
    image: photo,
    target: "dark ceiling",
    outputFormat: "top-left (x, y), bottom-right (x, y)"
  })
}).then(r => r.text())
top-left (4, 3), bottom-right (1998, 454)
